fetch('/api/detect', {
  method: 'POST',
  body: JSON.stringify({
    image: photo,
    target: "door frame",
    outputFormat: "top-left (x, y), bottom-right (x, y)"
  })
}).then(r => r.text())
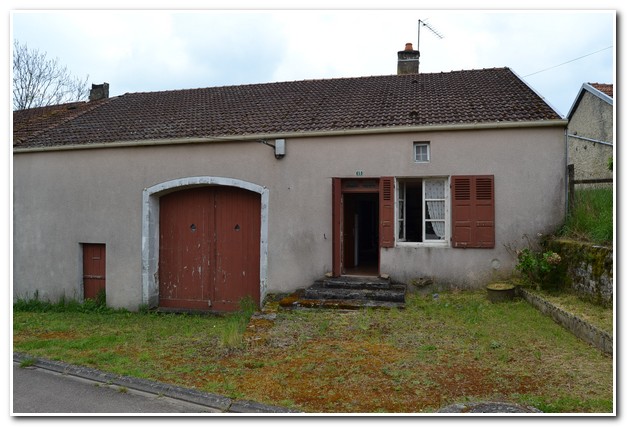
top-left (142, 176), bottom-right (269, 308)
top-left (332, 177), bottom-right (382, 277)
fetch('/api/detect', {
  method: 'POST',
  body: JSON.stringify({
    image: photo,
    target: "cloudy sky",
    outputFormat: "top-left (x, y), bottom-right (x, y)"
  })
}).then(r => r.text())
top-left (8, 2), bottom-right (616, 117)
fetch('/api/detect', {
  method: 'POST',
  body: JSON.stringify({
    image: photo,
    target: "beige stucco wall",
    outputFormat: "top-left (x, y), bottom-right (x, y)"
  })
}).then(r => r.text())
top-left (13, 125), bottom-right (566, 309)
top-left (568, 91), bottom-right (614, 181)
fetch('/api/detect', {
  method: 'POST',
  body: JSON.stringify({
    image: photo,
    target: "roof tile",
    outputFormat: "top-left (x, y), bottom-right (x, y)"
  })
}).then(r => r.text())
top-left (13, 68), bottom-right (562, 149)
top-left (589, 83), bottom-right (613, 98)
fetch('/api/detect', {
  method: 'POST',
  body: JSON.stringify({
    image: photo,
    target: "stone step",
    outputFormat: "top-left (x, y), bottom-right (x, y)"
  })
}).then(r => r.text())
top-left (303, 283), bottom-right (405, 303)
top-left (279, 297), bottom-right (405, 310)
top-left (314, 276), bottom-right (393, 290)
top-left (277, 276), bottom-right (406, 310)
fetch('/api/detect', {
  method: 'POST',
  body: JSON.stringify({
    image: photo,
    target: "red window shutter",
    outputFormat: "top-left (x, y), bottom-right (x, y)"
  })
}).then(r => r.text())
top-left (451, 175), bottom-right (494, 248)
top-left (379, 177), bottom-right (395, 248)
top-left (451, 177), bottom-right (472, 247)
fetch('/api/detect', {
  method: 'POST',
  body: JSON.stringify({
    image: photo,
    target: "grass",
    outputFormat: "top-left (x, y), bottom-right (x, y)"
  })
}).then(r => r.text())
top-left (560, 187), bottom-right (613, 245)
top-left (525, 287), bottom-right (613, 334)
top-left (13, 291), bottom-right (614, 413)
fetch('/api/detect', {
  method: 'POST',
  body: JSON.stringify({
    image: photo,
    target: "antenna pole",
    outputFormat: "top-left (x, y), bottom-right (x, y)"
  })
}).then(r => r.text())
top-left (414, 19), bottom-right (444, 73)
top-left (417, 19), bottom-right (444, 52)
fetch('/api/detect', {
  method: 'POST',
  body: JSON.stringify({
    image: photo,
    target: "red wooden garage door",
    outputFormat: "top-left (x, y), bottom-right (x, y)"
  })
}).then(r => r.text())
top-left (158, 186), bottom-right (261, 312)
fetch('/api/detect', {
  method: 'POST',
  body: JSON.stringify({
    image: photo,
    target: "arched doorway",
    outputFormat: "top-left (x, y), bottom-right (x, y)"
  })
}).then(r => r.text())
top-left (159, 186), bottom-right (260, 311)
top-left (142, 177), bottom-right (269, 312)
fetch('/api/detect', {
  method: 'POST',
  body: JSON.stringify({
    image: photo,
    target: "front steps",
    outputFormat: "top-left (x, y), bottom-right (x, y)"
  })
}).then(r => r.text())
top-left (278, 276), bottom-right (406, 310)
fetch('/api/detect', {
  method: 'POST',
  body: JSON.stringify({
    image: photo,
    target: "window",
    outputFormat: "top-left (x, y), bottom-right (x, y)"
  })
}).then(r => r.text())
top-left (397, 178), bottom-right (448, 243)
top-left (394, 175), bottom-right (494, 248)
top-left (414, 142), bottom-right (430, 163)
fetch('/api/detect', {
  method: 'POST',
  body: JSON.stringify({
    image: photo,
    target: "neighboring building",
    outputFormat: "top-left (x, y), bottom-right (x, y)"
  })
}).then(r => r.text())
top-left (13, 46), bottom-right (567, 312)
top-left (566, 82), bottom-right (614, 182)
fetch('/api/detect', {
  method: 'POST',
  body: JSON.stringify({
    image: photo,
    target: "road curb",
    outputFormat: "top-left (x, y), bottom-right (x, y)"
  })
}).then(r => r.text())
top-left (13, 352), bottom-right (301, 414)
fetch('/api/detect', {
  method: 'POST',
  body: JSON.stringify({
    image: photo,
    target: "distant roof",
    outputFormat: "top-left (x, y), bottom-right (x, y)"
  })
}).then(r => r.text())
top-left (589, 83), bottom-right (613, 98)
top-left (566, 82), bottom-right (613, 120)
top-left (13, 67), bottom-right (563, 150)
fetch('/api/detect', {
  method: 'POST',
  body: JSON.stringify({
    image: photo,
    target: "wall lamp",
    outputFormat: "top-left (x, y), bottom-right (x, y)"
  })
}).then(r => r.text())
top-left (258, 139), bottom-right (286, 159)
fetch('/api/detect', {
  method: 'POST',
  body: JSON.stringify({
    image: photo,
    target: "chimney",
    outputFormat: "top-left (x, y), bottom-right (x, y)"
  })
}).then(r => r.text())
top-left (397, 43), bottom-right (420, 75)
top-left (89, 83), bottom-right (109, 101)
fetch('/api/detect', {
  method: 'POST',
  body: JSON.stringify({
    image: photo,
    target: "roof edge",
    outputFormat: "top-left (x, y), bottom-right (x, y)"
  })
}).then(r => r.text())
top-left (13, 119), bottom-right (568, 154)
top-left (566, 82), bottom-right (613, 119)
top-left (508, 68), bottom-right (565, 119)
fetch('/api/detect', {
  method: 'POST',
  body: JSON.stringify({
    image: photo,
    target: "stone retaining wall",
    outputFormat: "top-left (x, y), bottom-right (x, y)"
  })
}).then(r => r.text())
top-left (546, 239), bottom-right (613, 307)
top-left (517, 287), bottom-right (612, 355)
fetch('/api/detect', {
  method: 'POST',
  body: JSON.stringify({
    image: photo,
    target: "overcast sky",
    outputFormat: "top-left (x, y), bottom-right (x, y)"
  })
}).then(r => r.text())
top-left (9, 5), bottom-right (615, 117)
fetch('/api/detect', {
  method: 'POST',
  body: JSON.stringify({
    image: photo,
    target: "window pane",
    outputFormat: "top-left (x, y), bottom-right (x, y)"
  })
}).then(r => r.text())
top-left (424, 180), bottom-right (444, 199)
top-left (425, 200), bottom-right (444, 220)
top-left (425, 221), bottom-right (445, 240)
top-left (405, 182), bottom-right (422, 242)
top-left (415, 144), bottom-right (430, 162)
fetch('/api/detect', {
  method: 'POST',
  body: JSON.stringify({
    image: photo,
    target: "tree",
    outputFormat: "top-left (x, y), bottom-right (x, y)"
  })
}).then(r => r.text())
top-left (12, 40), bottom-right (90, 111)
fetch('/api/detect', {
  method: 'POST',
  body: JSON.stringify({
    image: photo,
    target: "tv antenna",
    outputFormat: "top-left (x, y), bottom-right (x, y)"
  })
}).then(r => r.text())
top-left (417, 19), bottom-right (444, 52)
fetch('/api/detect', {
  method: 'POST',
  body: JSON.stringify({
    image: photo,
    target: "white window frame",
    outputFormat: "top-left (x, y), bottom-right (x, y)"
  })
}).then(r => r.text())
top-left (414, 142), bottom-right (430, 163)
top-left (396, 177), bottom-right (449, 247)
top-left (423, 179), bottom-right (447, 243)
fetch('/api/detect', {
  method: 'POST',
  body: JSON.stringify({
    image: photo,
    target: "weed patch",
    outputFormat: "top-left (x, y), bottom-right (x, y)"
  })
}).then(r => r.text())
top-left (560, 187), bottom-right (613, 245)
top-left (13, 291), bottom-right (613, 413)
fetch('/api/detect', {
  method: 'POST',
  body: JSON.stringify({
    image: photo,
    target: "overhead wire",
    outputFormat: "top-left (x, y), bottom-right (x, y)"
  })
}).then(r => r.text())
top-left (523, 46), bottom-right (613, 77)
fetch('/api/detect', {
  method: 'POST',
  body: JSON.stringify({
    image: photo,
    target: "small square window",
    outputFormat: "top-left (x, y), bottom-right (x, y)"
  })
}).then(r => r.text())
top-left (414, 142), bottom-right (430, 163)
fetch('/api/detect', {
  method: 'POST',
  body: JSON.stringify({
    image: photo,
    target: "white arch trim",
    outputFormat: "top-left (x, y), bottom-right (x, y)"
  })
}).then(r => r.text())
top-left (141, 176), bottom-right (269, 308)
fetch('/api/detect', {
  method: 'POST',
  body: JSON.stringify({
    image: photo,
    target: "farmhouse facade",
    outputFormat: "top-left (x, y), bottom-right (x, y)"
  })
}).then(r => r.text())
top-left (13, 50), bottom-right (567, 311)
top-left (566, 82), bottom-right (614, 182)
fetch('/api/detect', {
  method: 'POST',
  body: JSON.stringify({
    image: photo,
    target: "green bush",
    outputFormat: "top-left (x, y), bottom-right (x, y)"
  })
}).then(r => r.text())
top-left (515, 248), bottom-right (562, 288)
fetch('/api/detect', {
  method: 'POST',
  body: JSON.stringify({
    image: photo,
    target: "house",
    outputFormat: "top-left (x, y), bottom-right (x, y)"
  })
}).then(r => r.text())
top-left (13, 45), bottom-right (567, 312)
top-left (566, 82), bottom-right (614, 182)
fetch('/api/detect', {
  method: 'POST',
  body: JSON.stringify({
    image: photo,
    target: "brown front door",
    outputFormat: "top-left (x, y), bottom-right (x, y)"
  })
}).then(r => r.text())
top-left (332, 178), bottom-right (382, 277)
top-left (83, 244), bottom-right (106, 300)
top-left (158, 186), bottom-right (260, 312)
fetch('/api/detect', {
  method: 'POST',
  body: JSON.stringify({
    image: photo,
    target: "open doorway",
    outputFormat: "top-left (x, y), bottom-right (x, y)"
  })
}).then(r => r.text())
top-left (342, 192), bottom-right (379, 276)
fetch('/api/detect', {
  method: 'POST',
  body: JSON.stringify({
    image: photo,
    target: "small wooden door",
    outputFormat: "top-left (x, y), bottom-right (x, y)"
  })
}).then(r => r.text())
top-left (83, 244), bottom-right (106, 300)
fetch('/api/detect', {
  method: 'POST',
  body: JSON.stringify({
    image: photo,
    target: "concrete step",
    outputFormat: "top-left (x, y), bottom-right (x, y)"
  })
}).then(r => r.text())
top-left (278, 296), bottom-right (405, 310)
top-left (313, 276), bottom-right (393, 290)
top-left (303, 284), bottom-right (405, 303)
top-left (278, 276), bottom-right (406, 310)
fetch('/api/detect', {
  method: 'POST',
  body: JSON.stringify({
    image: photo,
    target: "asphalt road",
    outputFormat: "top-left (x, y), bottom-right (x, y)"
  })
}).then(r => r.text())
top-left (12, 363), bottom-right (219, 414)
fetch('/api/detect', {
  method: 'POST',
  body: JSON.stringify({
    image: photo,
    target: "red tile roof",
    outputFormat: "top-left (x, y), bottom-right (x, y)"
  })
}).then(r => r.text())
top-left (13, 67), bottom-right (562, 149)
top-left (589, 83), bottom-right (613, 98)
top-left (13, 99), bottom-right (111, 147)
